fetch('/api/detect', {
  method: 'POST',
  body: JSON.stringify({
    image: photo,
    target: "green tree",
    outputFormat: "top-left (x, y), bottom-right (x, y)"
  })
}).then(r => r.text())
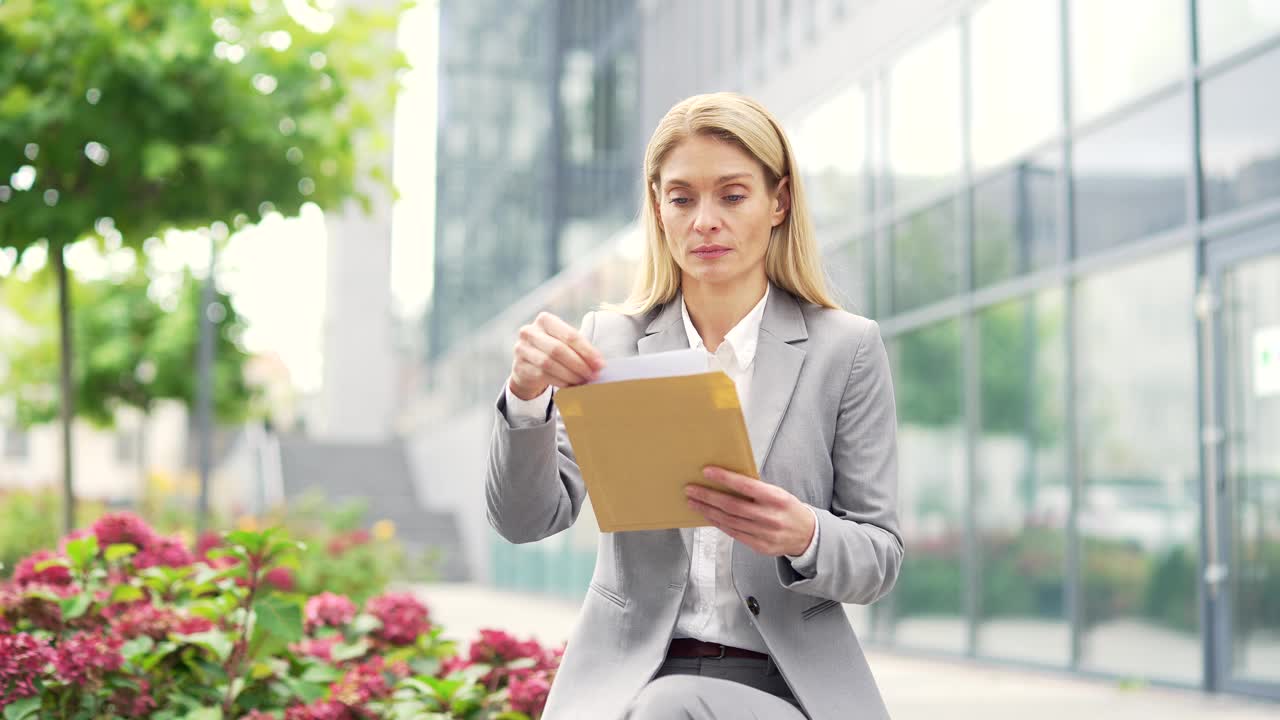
top-left (0, 0), bottom-right (408, 530)
top-left (0, 255), bottom-right (258, 490)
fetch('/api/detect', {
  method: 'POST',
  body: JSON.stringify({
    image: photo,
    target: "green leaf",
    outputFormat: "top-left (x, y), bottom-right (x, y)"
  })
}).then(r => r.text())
top-left (252, 595), bottom-right (303, 643)
top-left (420, 676), bottom-right (463, 701)
top-left (329, 639), bottom-right (370, 662)
top-left (59, 593), bottom-right (92, 619)
top-left (142, 141), bottom-right (182, 180)
top-left (299, 663), bottom-right (343, 683)
top-left (492, 713), bottom-right (534, 720)
top-left (281, 676), bottom-right (328, 703)
top-left (226, 530), bottom-right (265, 555)
top-left (120, 635), bottom-right (155, 663)
top-left (105, 543), bottom-right (140, 562)
top-left (65, 534), bottom-right (99, 570)
top-left (507, 657), bottom-right (538, 670)
top-left (173, 630), bottom-right (233, 662)
top-left (140, 641), bottom-right (179, 671)
top-left (110, 584), bottom-right (145, 603)
top-left (34, 558), bottom-right (70, 573)
top-left (3, 696), bottom-right (41, 720)
top-left (349, 612), bottom-right (382, 636)
top-left (182, 708), bottom-right (223, 720)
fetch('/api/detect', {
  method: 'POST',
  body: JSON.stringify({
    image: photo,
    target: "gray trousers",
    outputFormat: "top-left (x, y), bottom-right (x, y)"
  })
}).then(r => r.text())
top-left (622, 655), bottom-right (810, 720)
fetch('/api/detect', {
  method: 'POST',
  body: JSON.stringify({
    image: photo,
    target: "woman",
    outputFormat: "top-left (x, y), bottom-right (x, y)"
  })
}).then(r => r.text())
top-left (486, 92), bottom-right (902, 720)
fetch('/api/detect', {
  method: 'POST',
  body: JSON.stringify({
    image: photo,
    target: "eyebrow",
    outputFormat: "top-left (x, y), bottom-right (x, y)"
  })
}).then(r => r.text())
top-left (663, 173), bottom-right (753, 190)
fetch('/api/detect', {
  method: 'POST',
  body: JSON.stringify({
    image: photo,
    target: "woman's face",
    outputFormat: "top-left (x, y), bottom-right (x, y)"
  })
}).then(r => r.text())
top-left (654, 134), bottom-right (790, 290)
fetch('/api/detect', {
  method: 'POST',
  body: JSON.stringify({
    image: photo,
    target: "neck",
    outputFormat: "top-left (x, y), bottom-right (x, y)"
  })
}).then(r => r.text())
top-left (681, 271), bottom-right (768, 352)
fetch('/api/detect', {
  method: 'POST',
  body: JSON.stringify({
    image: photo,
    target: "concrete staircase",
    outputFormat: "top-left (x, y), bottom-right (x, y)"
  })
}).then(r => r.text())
top-left (275, 435), bottom-right (469, 581)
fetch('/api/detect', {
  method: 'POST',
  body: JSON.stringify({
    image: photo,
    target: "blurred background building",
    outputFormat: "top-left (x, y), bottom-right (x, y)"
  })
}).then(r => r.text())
top-left (403, 0), bottom-right (1280, 702)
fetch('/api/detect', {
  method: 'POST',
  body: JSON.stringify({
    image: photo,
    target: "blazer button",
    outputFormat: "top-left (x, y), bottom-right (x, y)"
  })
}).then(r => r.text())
top-left (746, 596), bottom-right (760, 616)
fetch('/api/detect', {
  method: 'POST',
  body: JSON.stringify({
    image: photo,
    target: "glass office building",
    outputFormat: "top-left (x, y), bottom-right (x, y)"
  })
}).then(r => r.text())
top-left (411, 0), bottom-right (1280, 700)
top-left (428, 0), bottom-right (639, 361)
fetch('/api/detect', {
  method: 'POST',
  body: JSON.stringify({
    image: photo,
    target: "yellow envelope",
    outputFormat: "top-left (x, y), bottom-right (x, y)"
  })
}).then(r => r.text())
top-left (553, 371), bottom-right (760, 532)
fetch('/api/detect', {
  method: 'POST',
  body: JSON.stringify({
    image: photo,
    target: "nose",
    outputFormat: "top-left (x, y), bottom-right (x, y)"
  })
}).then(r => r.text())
top-left (693, 203), bottom-right (720, 235)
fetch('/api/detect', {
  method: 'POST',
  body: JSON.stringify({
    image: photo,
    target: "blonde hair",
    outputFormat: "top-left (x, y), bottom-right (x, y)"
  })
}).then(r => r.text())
top-left (607, 91), bottom-right (840, 316)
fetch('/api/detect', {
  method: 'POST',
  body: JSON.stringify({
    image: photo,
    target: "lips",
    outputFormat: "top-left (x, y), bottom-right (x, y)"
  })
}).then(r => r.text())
top-left (692, 245), bottom-right (731, 259)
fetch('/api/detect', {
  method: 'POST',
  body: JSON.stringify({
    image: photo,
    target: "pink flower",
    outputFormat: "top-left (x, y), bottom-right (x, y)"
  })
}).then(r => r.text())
top-left (305, 592), bottom-right (357, 632)
top-left (174, 615), bottom-right (216, 634)
top-left (284, 700), bottom-right (353, 720)
top-left (508, 670), bottom-right (553, 716)
top-left (13, 550), bottom-right (74, 588)
top-left (110, 604), bottom-right (173, 640)
top-left (470, 628), bottom-right (544, 664)
top-left (0, 633), bottom-right (53, 707)
top-left (108, 677), bottom-right (156, 718)
top-left (326, 529), bottom-right (371, 556)
top-left (264, 566), bottom-right (295, 591)
top-left (134, 534), bottom-right (195, 569)
top-left (52, 631), bottom-right (123, 686)
top-left (366, 592), bottom-right (430, 646)
top-left (438, 654), bottom-right (471, 677)
top-left (195, 531), bottom-right (223, 557)
top-left (465, 629), bottom-right (551, 686)
top-left (14, 583), bottom-right (78, 631)
top-left (91, 512), bottom-right (156, 550)
top-left (330, 656), bottom-right (391, 706)
top-left (108, 603), bottom-right (214, 640)
top-left (291, 636), bottom-right (340, 662)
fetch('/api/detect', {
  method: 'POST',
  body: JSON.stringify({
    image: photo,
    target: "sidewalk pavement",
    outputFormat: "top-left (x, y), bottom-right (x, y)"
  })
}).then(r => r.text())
top-left (410, 582), bottom-right (1278, 720)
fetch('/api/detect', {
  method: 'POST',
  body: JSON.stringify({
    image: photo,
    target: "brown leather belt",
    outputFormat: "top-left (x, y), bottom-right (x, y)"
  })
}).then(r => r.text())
top-left (666, 638), bottom-right (769, 661)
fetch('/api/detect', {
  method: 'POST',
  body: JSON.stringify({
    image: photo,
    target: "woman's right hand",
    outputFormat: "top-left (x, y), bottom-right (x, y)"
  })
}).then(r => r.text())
top-left (508, 312), bottom-right (606, 400)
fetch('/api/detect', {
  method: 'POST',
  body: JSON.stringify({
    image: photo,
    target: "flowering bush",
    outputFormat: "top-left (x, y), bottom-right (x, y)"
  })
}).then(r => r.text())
top-left (0, 512), bottom-right (561, 719)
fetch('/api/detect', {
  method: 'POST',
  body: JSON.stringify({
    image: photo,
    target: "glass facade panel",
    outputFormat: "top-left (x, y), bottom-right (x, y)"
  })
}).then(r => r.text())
top-left (1200, 45), bottom-right (1280, 218)
top-left (823, 233), bottom-right (873, 317)
top-left (891, 197), bottom-right (960, 313)
top-left (791, 85), bottom-right (869, 231)
top-left (1075, 249), bottom-right (1200, 683)
top-left (889, 318), bottom-right (967, 653)
top-left (1072, 93), bottom-right (1189, 256)
top-left (969, 0), bottom-right (1062, 170)
top-left (975, 290), bottom-right (1069, 665)
top-left (1198, 0), bottom-right (1280, 66)
top-left (1069, 0), bottom-right (1187, 125)
top-left (1220, 248), bottom-right (1280, 686)
top-left (889, 26), bottom-right (963, 208)
top-left (973, 150), bottom-right (1061, 288)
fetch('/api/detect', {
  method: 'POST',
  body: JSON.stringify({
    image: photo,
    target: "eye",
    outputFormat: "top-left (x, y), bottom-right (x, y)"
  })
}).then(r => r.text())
top-left (669, 197), bottom-right (691, 206)
top-left (724, 194), bottom-right (746, 203)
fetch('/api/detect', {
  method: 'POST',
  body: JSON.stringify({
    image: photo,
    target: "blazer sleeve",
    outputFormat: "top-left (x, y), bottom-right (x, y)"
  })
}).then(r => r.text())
top-left (484, 311), bottom-right (596, 544)
top-left (774, 319), bottom-right (905, 605)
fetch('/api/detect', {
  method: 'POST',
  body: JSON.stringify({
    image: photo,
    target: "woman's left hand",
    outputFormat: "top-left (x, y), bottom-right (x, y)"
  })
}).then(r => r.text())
top-left (685, 466), bottom-right (816, 557)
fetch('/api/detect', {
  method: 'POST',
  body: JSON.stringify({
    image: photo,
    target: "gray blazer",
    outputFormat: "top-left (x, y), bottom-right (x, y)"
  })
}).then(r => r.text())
top-left (485, 283), bottom-right (903, 720)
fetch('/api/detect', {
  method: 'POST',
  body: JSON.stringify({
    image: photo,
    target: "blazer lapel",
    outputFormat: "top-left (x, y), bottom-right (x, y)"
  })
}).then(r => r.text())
top-left (635, 286), bottom-right (809, 558)
top-left (637, 293), bottom-right (689, 355)
top-left (747, 285), bottom-right (808, 474)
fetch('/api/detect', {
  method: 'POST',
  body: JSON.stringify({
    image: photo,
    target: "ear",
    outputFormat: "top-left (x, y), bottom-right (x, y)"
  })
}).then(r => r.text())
top-left (770, 176), bottom-right (791, 228)
top-left (650, 182), bottom-right (664, 230)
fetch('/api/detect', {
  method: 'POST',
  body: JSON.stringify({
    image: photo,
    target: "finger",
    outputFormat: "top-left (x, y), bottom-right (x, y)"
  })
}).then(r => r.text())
top-left (523, 326), bottom-right (595, 383)
top-left (703, 466), bottom-right (774, 503)
top-left (517, 336), bottom-right (588, 386)
top-left (688, 488), bottom-right (772, 527)
top-left (538, 312), bottom-right (606, 371)
top-left (517, 345), bottom-right (581, 389)
top-left (689, 497), bottom-right (765, 537)
top-left (713, 521), bottom-right (769, 553)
